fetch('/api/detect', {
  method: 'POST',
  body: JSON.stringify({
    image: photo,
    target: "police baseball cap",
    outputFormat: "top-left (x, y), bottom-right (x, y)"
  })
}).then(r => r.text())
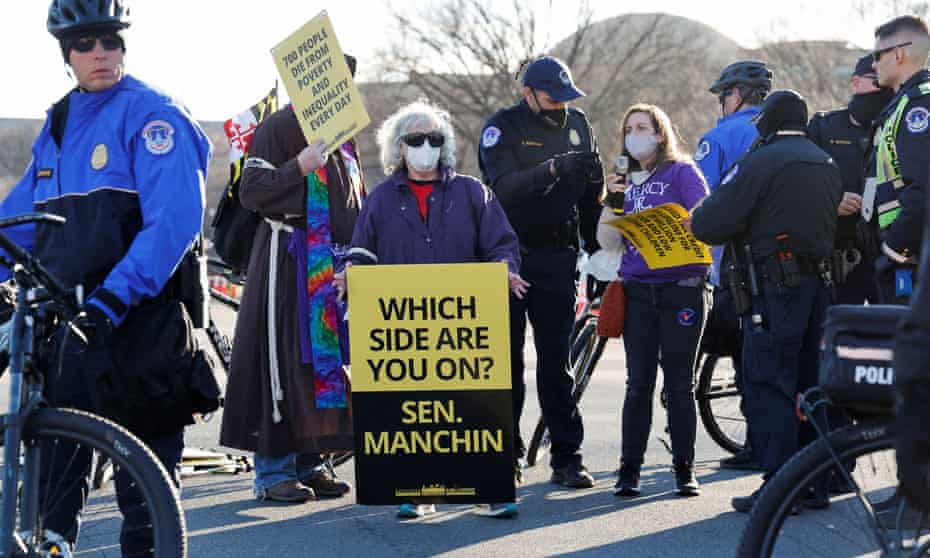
top-left (522, 56), bottom-right (585, 102)
top-left (852, 54), bottom-right (876, 78)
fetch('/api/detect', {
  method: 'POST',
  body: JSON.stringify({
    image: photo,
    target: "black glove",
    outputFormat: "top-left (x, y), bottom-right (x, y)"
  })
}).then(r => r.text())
top-left (551, 151), bottom-right (600, 182)
top-left (896, 381), bottom-right (930, 511)
top-left (73, 303), bottom-right (114, 348)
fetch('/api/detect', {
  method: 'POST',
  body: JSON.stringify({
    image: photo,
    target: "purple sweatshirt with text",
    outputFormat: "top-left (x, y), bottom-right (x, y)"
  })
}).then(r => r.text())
top-left (620, 160), bottom-right (710, 283)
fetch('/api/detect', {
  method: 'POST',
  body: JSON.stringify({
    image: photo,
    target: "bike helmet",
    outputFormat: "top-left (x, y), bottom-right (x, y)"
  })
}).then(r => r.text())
top-left (47, 0), bottom-right (131, 39)
top-left (709, 60), bottom-right (773, 95)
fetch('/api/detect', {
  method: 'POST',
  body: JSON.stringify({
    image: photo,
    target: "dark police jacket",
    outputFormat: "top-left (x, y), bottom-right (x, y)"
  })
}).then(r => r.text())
top-left (691, 133), bottom-right (842, 264)
top-left (869, 69), bottom-right (930, 258)
top-left (808, 108), bottom-right (870, 247)
top-left (478, 100), bottom-right (601, 252)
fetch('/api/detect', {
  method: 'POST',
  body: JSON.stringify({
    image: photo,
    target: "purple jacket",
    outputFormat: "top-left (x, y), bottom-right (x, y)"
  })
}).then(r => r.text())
top-left (348, 168), bottom-right (520, 272)
top-left (620, 160), bottom-right (709, 283)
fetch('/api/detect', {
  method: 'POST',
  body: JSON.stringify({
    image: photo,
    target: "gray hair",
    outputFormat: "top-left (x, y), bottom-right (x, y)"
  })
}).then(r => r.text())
top-left (376, 100), bottom-right (457, 175)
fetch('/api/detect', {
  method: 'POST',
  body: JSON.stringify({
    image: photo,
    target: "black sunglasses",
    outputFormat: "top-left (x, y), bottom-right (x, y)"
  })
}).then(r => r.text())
top-left (401, 132), bottom-right (444, 148)
top-left (72, 33), bottom-right (124, 54)
top-left (872, 41), bottom-right (912, 63)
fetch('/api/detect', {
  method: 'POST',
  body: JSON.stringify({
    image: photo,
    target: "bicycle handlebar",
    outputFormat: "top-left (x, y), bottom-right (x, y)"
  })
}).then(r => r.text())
top-left (0, 213), bottom-right (78, 317)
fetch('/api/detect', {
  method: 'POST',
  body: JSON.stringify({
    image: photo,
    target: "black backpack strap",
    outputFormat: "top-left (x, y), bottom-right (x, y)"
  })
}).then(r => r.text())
top-left (50, 90), bottom-right (75, 148)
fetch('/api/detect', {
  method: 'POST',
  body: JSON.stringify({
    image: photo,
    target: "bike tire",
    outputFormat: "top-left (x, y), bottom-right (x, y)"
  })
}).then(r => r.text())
top-left (736, 421), bottom-right (894, 558)
top-left (696, 351), bottom-right (745, 454)
top-left (12, 408), bottom-right (186, 558)
top-left (569, 317), bottom-right (595, 367)
top-left (526, 324), bottom-right (603, 468)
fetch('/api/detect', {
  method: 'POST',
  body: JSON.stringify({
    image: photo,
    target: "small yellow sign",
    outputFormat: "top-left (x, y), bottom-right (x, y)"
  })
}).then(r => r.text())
top-left (607, 203), bottom-right (711, 270)
top-left (347, 263), bottom-right (512, 393)
top-left (271, 11), bottom-right (370, 154)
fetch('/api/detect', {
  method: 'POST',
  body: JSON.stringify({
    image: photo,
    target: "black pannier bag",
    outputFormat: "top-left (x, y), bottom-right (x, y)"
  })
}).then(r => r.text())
top-left (819, 304), bottom-right (908, 415)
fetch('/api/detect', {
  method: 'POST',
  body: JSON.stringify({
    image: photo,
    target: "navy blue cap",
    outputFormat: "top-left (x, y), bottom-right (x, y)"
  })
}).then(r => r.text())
top-left (522, 56), bottom-right (585, 102)
top-left (852, 54), bottom-right (876, 78)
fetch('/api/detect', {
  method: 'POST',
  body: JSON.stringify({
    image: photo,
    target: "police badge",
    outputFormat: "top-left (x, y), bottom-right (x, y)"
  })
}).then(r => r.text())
top-left (569, 128), bottom-right (581, 146)
top-left (91, 143), bottom-right (108, 170)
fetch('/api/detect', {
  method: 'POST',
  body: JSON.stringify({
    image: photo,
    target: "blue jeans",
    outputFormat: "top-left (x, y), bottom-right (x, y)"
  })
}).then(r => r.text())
top-left (253, 453), bottom-right (324, 496)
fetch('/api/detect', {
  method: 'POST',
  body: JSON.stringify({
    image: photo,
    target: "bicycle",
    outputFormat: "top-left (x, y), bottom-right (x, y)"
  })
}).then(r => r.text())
top-left (736, 388), bottom-right (930, 557)
top-left (525, 278), bottom-right (746, 466)
top-left (0, 213), bottom-right (185, 558)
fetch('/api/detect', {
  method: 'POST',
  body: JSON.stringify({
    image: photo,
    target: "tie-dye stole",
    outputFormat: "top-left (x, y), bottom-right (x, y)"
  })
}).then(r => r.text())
top-left (306, 162), bottom-right (346, 409)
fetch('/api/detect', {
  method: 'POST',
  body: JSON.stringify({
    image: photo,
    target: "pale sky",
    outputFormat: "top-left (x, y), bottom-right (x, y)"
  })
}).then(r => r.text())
top-left (0, 1), bottom-right (885, 121)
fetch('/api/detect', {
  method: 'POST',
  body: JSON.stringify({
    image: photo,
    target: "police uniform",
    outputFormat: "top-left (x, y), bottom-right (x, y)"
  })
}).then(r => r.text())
top-left (691, 108), bottom-right (842, 484)
top-left (808, 108), bottom-right (878, 303)
top-left (866, 69), bottom-right (930, 304)
top-left (0, 74), bottom-right (211, 551)
top-left (478, 99), bottom-right (601, 473)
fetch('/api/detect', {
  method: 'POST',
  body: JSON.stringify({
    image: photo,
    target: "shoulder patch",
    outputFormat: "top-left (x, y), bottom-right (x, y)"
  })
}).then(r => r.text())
top-left (142, 120), bottom-right (175, 155)
top-left (482, 126), bottom-right (502, 148)
top-left (905, 106), bottom-right (930, 134)
top-left (694, 140), bottom-right (711, 161)
top-left (721, 164), bottom-right (739, 186)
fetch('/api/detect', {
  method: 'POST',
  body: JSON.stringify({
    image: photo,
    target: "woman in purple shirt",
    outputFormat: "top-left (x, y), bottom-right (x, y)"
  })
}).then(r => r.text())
top-left (606, 104), bottom-right (710, 499)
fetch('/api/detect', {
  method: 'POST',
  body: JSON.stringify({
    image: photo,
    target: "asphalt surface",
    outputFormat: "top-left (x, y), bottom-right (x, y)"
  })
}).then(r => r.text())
top-left (3, 300), bottom-right (765, 557)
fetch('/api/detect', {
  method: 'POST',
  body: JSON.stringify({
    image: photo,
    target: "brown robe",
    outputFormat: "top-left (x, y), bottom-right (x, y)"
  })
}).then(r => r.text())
top-left (219, 107), bottom-right (362, 456)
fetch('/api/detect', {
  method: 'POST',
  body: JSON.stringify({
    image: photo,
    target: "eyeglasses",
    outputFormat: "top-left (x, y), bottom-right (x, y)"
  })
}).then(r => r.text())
top-left (872, 41), bottom-right (912, 63)
top-left (71, 33), bottom-right (124, 54)
top-left (401, 132), bottom-right (444, 148)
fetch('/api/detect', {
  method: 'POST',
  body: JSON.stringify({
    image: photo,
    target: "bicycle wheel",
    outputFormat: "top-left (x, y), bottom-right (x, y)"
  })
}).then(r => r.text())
top-left (569, 316), bottom-right (595, 367)
top-left (695, 351), bottom-right (746, 454)
top-left (526, 323), bottom-right (603, 467)
top-left (4, 408), bottom-right (186, 558)
top-left (737, 421), bottom-right (929, 557)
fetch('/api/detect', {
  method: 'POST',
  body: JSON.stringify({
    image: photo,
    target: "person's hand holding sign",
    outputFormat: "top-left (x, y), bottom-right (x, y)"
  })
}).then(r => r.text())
top-left (681, 196), bottom-right (705, 234)
top-left (334, 262), bottom-right (351, 301)
top-left (298, 139), bottom-right (328, 176)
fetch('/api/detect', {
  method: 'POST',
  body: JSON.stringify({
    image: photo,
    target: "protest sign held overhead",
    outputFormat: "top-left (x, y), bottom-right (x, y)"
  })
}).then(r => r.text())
top-left (271, 11), bottom-right (369, 154)
top-left (348, 263), bottom-right (514, 505)
top-left (607, 203), bottom-right (711, 270)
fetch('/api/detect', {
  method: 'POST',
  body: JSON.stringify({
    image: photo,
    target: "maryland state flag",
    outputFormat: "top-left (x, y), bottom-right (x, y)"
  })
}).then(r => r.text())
top-left (211, 86), bottom-right (279, 272)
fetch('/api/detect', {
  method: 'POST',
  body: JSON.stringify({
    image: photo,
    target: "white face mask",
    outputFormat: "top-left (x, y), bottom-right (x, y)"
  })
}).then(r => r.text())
top-left (405, 143), bottom-right (441, 173)
top-left (625, 134), bottom-right (659, 162)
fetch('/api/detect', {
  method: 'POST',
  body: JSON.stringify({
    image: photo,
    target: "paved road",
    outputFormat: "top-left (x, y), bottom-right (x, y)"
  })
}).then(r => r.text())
top-left (176, 301), bottom-right (760, 557)
top-left (4, 300), bottom-right (763, 557)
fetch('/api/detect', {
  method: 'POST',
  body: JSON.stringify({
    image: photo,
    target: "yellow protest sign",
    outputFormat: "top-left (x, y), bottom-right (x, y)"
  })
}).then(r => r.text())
top-left (271, 11), bottom-right (370, 154)
top-left (607, 203), bottom-right (711, 270)
top-left (348, 263), bottom-right (511, 392)
top-left (347, 263), bottom-right (515, 505)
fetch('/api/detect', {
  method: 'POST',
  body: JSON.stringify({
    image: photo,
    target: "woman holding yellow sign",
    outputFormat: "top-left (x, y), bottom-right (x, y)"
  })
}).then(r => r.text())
top-left (607, 104), bottom-right (711, 499)
top-left (338, 100), bottom-right (526, 519)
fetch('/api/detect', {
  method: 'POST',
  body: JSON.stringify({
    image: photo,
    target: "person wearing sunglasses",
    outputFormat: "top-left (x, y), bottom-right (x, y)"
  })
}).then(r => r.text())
top-left (692, 60), bottom-right (773, 473)
top-left (477, 55), bottom-right (602, 491)
top-left (342, 100), bottom-right (525, 519)
top-left (861, 14), bottom-right (930, 530)
top-left (862, 15), bottom-right (930, 308)
top-left (0, 1), bottom-right (212, 555)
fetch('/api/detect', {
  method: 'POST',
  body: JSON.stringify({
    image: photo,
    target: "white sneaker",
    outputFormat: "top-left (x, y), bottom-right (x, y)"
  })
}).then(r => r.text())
top-left (397, 503), bottom-right (436, 518)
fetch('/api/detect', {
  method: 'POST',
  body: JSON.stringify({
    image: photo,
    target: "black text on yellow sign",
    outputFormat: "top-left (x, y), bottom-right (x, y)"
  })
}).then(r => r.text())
top-left (348, 263), bottom-right (511, 392)
top-left (608, 202), bottom-right (711, 270)
top-left (271, 10), bottom-right (370, 154)
top-left (348, 263), bottom-right (514, 505)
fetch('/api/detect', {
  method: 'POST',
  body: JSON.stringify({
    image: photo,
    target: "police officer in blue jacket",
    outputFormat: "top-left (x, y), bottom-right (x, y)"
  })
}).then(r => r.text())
top-left (689, 90), bottom-right (842, 512)
top-left (478, 56), bottom-right (602, 488)
top-left (0, 1), bottom-right (212, 554)
top-left (695, 61), bottom-right (773, 471)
